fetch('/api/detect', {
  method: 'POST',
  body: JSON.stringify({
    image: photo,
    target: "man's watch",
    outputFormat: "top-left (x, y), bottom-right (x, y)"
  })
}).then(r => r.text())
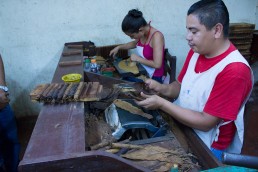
top-left (0, 86), bottom-right (8, 92)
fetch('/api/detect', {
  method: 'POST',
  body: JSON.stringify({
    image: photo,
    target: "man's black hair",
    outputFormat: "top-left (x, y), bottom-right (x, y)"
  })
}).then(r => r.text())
top-left (187, 0), bottom-right (229, 37)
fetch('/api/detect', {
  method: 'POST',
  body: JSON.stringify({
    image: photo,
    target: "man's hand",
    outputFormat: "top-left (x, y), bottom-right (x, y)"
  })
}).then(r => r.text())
top-left (145, 78), bottom-right (161, 92)
top-left (135, 92), bottom-right (163, 110)
top-left (0, 90), bottom-right (9, 109)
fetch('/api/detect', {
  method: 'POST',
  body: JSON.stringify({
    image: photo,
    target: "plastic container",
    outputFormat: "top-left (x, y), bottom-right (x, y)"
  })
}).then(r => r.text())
top-left (170, 164), bottom-right (178, 172)
top-left (101, 70), bottom-right (113, 77)
top-left (62, 73), bottom-right (82, 83)
top-left (101, 67), bottom-right (115, 77)
top-left (90, 59), bottom-right (98, 73)
top-left (84, 58), bottom-right (91, 72)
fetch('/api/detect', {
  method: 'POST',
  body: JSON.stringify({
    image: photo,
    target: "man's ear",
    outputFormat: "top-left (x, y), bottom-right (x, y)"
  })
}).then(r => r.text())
top-left (214, 23), bottom-right (223, 38)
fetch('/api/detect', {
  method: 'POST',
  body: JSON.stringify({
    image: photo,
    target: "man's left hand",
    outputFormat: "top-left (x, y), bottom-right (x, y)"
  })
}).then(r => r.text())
top-left (135, 92), bottom-right (162, 110)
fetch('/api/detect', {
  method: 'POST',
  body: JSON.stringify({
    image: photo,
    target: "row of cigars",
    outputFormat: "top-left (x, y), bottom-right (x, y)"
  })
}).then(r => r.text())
top-left (30, 82), bottom-right (103, 104)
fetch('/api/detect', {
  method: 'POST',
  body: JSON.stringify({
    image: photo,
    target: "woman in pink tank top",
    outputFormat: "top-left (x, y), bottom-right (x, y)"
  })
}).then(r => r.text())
top-left (109, 9), bottom-right (165, 83)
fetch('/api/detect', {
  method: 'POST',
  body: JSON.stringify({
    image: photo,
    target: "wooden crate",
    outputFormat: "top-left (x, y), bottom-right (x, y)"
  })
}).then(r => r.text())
top-left (229, 23), bottom-right (255, 62)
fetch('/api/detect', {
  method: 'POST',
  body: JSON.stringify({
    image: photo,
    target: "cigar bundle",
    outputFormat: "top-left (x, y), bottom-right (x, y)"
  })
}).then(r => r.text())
top-left (30, 82), bottom-right (103, 104)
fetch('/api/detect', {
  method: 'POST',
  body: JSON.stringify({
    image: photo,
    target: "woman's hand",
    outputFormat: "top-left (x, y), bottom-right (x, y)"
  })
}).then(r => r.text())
top-left (109, 46), bottom-right (120, 57)
top-left (130, 54), bottom-right (141, 62)
top-left (135, 92), bottom-right (163, 110)
top-left (0, 90), bottom-right (9, 109)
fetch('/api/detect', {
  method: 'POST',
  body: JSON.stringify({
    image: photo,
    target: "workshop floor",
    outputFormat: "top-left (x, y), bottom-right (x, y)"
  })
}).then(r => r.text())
top-left (16, 116), bottom-right (38, 160)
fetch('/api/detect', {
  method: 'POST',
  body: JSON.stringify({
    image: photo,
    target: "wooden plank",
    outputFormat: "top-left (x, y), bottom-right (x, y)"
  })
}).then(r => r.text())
top-left (80, 82), bottom-right (90, 99)
top-left (19, 44), bottom-right (85, 171)
top-left (97, 84), bottom-right (103, 98)
top-left (88, 82), bottom-right (99, 96)
top-left (80, 82), bottom-right (100, 101)
top-left (67, 44), bottom-right (83, 49)
top-left (58, 60), bottom-right (82, 67)
top-left (19, 152), bottom-right (149, 172)
top-left (62, 50), bottom-right (82, 56)
top-left (20, 102), bottom-right (85, 161)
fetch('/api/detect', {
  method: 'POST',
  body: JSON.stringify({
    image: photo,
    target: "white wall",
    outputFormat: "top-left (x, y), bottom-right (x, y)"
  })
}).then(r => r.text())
top-left (256, 1), bottom-right (258, 29)
top-left (0, 0), bottom-right (257, 117)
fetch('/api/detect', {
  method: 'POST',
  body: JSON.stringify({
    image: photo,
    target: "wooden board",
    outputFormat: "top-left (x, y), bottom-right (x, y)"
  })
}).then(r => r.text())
top-left (58, 60), bottom-right (82, 67)
top-left (229, 23), bottom-right (255, 31)
top-left (67, 44), bottom-right (83, 49)
top-left (62, 50), bottom-right (82, 56)
top-left (30, 82), bottom-right (103, 103)
top-left (229, 23), bottom-right (255, 62)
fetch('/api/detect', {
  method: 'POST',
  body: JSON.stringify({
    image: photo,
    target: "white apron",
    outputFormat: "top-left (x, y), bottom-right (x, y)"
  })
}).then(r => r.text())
top-left (174, 50), bottom-right (253, 154)
top-left (136, 46), bottom-right (155, 78)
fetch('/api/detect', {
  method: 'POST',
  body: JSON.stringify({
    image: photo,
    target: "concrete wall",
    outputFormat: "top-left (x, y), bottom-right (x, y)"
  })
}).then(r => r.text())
top-left (0, 0), bottom-right (257, 117)
top-left (256, 1), bottom-right (258, 29)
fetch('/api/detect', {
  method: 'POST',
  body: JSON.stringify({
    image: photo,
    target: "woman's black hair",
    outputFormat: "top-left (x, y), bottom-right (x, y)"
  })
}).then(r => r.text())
top-left (121, 9), bottom-right (147, 34)
top-left (187, 0), bottom-right (229, 38)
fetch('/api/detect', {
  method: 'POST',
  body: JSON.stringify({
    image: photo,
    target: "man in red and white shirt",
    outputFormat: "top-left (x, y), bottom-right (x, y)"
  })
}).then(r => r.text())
top-left (136, 0), bottom-right (253, 161)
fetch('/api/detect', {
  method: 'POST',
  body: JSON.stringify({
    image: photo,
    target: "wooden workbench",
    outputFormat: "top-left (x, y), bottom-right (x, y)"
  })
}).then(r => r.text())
top-left (19, 43), bottom-right (150, 172)
top-left (19, 42), bottom-right (223, 171)
top-left (18, 45), bottom-right (85, 168)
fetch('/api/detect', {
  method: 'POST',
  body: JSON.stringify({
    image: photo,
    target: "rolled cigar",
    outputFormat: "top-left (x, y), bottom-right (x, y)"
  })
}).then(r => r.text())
top-left (30, 84), bottom-right (49, 101)
top-left (51, 83), bottom-right (65, 104)
top-left (74, 82), bottom-right (84, 101)
top-left (45, 83), bottom-right (59, 103)
top-left (65, 83), bottom-right (79, 101)
top-left (40, 83), bottom-right (55, 102)
top-left (57, 83), bottom-right (69, 103)
top-left (62, 83), bottom-right (73, 103)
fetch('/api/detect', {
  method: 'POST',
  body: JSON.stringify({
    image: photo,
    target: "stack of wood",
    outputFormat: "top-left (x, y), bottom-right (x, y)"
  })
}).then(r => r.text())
top-left (30, 82), bottom-right (103, 103)
top-left (64, 41), bottom-right (96, 56)
top-left (229, 23), bottom-right (255, 62)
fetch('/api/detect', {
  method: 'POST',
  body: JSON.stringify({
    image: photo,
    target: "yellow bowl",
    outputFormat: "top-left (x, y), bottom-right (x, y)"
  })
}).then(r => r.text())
top-left (62, 73), bottom-right (82, 83)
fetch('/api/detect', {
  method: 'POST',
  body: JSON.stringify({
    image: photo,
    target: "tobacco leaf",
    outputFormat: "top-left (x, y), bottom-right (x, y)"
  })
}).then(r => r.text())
top-left (113, 99), bottom-right (153, 119)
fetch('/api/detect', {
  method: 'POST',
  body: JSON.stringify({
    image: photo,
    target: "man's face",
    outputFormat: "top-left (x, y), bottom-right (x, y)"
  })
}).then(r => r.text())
top-left (186, 14), bottom-right (215, 55)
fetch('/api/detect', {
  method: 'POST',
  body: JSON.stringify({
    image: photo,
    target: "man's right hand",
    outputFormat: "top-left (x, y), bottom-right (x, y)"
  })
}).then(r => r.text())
top-left (0, 90), bottom-right (9, 109)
